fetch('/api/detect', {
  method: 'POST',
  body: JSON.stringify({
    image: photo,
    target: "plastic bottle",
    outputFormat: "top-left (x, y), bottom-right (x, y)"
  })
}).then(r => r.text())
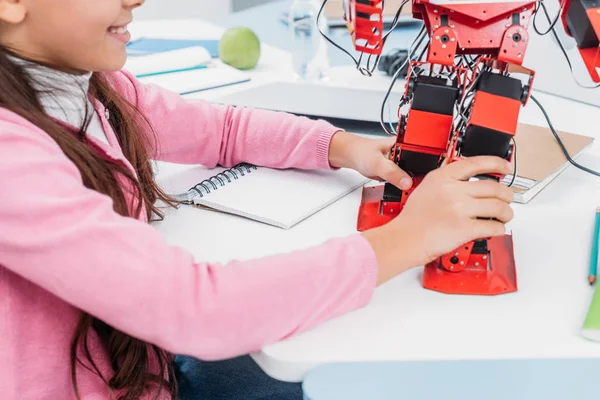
top-left (288, 0), bottom-right (330, 81)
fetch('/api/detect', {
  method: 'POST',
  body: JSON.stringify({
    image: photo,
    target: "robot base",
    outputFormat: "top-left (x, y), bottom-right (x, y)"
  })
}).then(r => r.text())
top-left (422, 234), bottom-right (517, 296)
top-left (357, 185), bottom-right (518, 296)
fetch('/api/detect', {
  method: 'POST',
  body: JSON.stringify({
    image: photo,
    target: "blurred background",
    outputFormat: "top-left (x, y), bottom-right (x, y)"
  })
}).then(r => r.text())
top-left (134, 0), bottom-right (278, 19)
top-left (131, 0), bottom-right (599, 107)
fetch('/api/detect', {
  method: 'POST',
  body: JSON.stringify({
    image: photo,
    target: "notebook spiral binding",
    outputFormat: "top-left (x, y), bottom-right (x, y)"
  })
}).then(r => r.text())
top-left (173, 163), bottom-right (257, 204)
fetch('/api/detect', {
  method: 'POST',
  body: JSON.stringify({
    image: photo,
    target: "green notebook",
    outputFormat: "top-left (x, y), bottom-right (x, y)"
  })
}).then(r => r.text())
top-left (582, 284), bottom-right (600, 342)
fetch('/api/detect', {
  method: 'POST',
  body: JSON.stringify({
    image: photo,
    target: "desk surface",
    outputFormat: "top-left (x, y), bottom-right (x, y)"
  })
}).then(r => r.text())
top-left (130, 15), bottom-right (600, 383)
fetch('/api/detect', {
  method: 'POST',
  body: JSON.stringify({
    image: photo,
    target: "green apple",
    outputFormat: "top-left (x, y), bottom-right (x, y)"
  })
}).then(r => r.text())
top-left (219, 27), bottom-right (261, 70)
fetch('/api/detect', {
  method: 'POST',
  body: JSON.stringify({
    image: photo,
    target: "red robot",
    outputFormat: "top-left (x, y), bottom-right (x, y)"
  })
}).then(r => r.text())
top-left (339, 0), bottom-right (599, 295)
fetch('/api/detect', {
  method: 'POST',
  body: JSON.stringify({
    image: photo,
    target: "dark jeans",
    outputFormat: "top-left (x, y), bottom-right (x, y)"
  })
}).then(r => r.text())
top-left (174, 355), bottom-right (303, 400)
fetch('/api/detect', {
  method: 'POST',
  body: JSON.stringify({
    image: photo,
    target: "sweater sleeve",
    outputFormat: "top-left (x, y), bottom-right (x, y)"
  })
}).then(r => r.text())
top-left (0, 117), bottom-right (379, 360)
top-left (107, 70), bottom-right (340, 170)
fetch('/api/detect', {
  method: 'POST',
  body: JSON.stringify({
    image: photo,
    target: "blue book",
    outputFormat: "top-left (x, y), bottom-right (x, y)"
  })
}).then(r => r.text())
top-left (126, 38), bottom-right (220, 58)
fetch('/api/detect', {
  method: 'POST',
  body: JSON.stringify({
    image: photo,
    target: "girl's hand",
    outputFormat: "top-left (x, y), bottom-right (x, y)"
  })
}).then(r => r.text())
top-left (328, 131), bottom-right (413, 190)
top-left (361, 155), bottom-right (514, 285)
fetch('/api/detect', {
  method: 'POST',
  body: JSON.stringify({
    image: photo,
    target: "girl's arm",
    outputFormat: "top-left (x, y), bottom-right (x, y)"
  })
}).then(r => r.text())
top-left (0, 117), bottom-right (378, 360)
top-left (108, 70), bottom-right (339, 170)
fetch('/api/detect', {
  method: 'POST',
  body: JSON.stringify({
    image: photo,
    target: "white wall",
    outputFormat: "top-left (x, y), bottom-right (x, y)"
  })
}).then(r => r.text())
top-left (232, 0), bottom-right (278, 11)
top-left (134, 0), bottom-right (232, 20)
top-left (133, 0), bottom-right (279, 19)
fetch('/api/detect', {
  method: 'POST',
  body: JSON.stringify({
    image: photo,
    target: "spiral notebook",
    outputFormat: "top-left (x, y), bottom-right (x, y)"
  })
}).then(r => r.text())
top-left (161, 163), bottom-right (370, 229)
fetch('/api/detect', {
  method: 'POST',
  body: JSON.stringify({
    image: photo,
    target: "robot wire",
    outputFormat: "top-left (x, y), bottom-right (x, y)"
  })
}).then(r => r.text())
top-left (380, 25), bottom-right (427, 135)
top-left (530, 94), bottom-right (600, 178)
top-left (532, 1), bottom-right (561, 36)
top-left (536, 2), bottom-right (600, 89)
top-left (379, 25), bottom-right (427, 135)
top-left (508, 137), bottom-right (517, 188)
top-left (315, 0), bottom-right (409, 76)
top-left (315, 0), bottom-right (368, 75)
top-left (384, 27), bottom-right (429, 132)
top-left (382, 0), bottom-right (410, 42)
top-left (365, 0), bottom-right (411, 75)
top-left (531, 4), bottom-right (599, 178)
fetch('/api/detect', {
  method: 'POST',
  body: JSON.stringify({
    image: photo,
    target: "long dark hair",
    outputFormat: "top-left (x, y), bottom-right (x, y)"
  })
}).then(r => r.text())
top-left (0, 48), bottom-right (179, 399)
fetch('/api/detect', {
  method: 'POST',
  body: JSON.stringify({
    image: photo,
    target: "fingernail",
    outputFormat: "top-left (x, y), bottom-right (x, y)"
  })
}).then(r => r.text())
top-left (400, 178), bottom-right (412, 190)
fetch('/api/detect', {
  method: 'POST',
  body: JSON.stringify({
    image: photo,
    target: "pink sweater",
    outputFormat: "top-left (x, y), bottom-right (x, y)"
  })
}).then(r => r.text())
top-left (0, 70), bottom-right (379, 399)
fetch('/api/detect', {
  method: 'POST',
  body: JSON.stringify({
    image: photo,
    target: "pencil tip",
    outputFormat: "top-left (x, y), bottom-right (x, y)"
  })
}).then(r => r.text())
top-left (589, 276), bottom-right (596, 285)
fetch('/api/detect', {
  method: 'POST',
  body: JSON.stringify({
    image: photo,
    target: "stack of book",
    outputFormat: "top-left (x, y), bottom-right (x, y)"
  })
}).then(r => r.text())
top-left (123, 38), bottom-right (250, 95)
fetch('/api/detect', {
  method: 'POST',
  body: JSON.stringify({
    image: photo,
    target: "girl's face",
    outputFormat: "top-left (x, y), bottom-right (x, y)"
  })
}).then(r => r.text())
top-left (0, 0), bottom-right (144, 72)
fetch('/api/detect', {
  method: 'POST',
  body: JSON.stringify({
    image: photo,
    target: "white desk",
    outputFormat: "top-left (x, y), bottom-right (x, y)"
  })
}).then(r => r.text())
top-left (130, 18), bottom-right (600, 383)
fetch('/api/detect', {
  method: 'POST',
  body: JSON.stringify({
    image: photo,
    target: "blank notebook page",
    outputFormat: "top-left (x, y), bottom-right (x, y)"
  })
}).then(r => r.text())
top-left (168, 166), bottom-right (370, 229)
top-left (196, 167), bottom-right (369, 229)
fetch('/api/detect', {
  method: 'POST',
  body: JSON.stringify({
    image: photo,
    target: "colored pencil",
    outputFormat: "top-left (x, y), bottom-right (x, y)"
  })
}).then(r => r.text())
top-left (589, 207), bottom-right (600, 285)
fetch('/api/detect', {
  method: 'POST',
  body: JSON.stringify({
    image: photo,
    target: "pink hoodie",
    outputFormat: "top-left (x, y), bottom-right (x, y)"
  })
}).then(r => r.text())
top-left (0, 70), bottom-right (379, 399)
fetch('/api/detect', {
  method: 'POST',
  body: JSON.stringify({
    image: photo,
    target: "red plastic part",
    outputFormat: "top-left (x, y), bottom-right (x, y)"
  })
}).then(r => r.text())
top-left (356, 174), bottom-right (427, 231)
top-left (582, 7), bottom-right (600, 82)
top-left (498, 25), bottom-right (530, 65)
top-left (345, 0), bottom-right (384, 55)
top-left (356, 185), bottom-right (396, 231)
top-left (579, 46), bottom-right (600, 83)
top-left (403, 109), bottom-right (454, 150)
top-left (468, 91), bottom-right (521, 135)
top-left (428, 27), bottom-right (458, 65)
top-left (394, 142), bottom-right (446, 155)
top-left (440, 241), bottom-right (474, 272)
top-left (412, 0), bottom-right (536, 58)
top-left (588, 7), bottom-right (600, 38)
top-left (422, 234), bottom-right (518, 296)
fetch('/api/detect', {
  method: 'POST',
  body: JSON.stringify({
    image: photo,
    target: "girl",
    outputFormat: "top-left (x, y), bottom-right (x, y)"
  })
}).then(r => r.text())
top-left (0, 1), bottom-right (514, 400)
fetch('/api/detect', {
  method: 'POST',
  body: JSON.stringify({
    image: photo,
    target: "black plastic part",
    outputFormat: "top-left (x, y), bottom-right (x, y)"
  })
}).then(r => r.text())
top-left (378, 48), bottom-right (410, 77)
top-left (461, 72), bottom-right (519, 158)
top-left (382, 182), bottom-right (403, 202)
top-left (411, 76), bottom-right (459, 116)
top-left (382, 150), bottom-right (441, 202)
top-left (461, 125), bottom-right (513, 159)
top-left (520, 85), bottom-right (530, 104)
top-left (472, 240), bottom-right (489, 255)
top-left (398, 149), bottom-right (441, 176)
top-left (356, 0), bottom-right (371, 19)
top-left (472, 174), bottom-right (500, 182)
top-left (476, 71), bottom-right (523, 100)
top-left (506, 144), bottom-right (514, 160)
top-left (441, 14), bottom-right (449, 26)
top-left (566, 0), bottom-right (599, 49)
top-left (512, 13), bottom-right (520, 25)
